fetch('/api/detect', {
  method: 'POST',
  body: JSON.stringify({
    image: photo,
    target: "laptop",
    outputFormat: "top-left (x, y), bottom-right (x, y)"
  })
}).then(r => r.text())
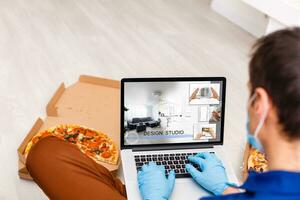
top-left (120, 77), bottom-right (238, 200)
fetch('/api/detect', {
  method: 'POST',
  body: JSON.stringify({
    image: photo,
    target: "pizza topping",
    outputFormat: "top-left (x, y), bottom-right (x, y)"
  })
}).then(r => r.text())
top-left (92, 149), bottom-right (103, 155)
top-left (64, 133), bottom-right (78, 140)
top-left (85, 130), bottom-right (96, 137)
top-left (88, 141), bottom-right (99, 148)
top-left (81, 136), bottom-right (93, 142)
top-left (101, 151), bottom-right (111, 158)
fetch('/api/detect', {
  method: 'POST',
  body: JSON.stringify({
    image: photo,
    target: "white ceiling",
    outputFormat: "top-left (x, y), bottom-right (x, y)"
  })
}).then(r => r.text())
top-left (124, 82), bottom-right (191, 105)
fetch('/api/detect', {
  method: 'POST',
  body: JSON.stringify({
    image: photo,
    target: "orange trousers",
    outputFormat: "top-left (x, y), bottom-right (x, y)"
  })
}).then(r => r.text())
top-left (26, 137), bottom-right (127, 200)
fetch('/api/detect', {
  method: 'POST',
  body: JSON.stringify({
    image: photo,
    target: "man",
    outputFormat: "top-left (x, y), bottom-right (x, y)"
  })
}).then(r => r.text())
top-left (26, 27), bottom-right (300, 200)
top-left (137, 27), bottom-right (300, 200)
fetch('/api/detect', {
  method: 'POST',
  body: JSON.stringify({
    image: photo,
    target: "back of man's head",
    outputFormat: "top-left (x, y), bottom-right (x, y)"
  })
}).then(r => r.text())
top-left (249, 27), bottom-right (300, 139)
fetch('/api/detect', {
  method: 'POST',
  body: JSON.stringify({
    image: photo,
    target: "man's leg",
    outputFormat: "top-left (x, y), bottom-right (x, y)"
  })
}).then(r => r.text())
top-left (26, 136), bottom-right (127, 200)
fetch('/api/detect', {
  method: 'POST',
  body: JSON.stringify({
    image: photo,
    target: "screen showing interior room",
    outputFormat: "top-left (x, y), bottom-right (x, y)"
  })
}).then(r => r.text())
top-left (124, 81), bottom-right (223, 145)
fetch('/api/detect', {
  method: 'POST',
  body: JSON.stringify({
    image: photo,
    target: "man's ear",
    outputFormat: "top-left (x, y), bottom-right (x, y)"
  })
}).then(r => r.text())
top-left (253, 87), bottom-right (270, 118)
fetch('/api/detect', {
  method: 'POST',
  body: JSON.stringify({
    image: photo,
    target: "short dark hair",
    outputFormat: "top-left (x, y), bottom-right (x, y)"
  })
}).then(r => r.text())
top-left (249, 27), bottom-right (300, 138)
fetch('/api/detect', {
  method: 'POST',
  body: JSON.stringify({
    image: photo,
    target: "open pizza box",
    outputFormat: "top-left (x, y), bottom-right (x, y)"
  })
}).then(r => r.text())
top-left (17, 75), bottom-right (121, 180)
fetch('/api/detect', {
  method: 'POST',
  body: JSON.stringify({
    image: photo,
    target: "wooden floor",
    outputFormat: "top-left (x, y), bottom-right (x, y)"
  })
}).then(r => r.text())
top-left (0, 0), bottom-right (255, 199)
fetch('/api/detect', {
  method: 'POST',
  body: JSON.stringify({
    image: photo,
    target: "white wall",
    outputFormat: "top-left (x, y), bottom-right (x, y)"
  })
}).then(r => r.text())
top-left (211, 0), bottom-right (300, 37)
top-left (211, 0), bottom-right (269, 37)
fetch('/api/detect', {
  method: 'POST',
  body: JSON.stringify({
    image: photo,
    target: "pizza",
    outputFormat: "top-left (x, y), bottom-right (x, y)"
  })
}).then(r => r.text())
top-left (24, 125), bottom-right (119, 165)
top-left (247, 148), bottom-right (268, 173)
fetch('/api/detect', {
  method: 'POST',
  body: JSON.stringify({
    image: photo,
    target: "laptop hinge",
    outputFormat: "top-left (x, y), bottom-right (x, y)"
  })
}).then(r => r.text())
top-left (132, 144), bottom-right (214, 152)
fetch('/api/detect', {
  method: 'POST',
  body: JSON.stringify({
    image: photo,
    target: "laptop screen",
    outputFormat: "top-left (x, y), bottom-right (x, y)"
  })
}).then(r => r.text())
top-left (121, 77), bottom-right (226, 148)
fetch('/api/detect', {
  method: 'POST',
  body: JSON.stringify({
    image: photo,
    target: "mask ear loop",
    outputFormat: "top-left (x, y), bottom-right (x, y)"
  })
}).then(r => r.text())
top-left (253, 105), bottom-right (269, 137)
top-left (248, 93), bottom-right (269, 137)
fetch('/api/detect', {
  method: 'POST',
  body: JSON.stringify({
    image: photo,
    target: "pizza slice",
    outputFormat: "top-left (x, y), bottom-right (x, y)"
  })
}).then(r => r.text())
top-left (24, 124), bottom-right (119, 165)
top-left (247, 148), bottom-right (268, 173)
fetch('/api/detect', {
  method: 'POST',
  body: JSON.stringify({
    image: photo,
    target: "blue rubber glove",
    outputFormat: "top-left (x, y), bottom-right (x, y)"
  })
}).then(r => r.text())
top-left (138, 162), bottom-right (175, 200)
top-left (186, 152), bottom-right (229, 195)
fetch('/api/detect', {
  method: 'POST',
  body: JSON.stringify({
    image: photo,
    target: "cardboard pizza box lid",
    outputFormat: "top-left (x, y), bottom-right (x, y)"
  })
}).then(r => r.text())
top-left (46, 75), bottom-right (120, 117)
top-left (18, 75), bottom-right (121, 180)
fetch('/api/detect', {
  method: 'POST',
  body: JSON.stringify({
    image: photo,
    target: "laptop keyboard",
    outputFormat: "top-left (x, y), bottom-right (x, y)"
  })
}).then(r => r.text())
top-left (135, 152), bottom-right (214, 178)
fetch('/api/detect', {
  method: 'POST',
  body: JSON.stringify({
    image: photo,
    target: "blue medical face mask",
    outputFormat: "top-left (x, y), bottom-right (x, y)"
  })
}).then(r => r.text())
top-left (246, 94), bottom-right (268, 153)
